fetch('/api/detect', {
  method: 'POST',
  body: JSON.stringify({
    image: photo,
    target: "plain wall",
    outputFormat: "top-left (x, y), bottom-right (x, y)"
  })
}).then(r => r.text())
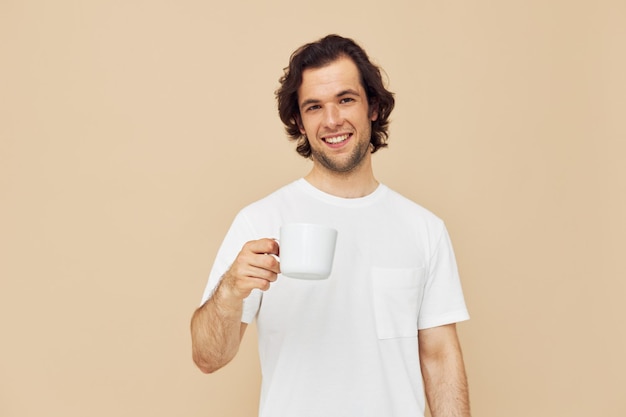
top-left (1, 1), bottom-right (625, 416)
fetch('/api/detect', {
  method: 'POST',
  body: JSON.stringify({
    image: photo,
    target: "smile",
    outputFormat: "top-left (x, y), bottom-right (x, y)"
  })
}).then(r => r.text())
top-left (323, 133), bottom-right (351, 144)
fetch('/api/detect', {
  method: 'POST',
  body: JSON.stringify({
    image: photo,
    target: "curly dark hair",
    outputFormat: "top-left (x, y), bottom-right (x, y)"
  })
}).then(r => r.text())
top-left (276, 34), bottom-right (395, 158)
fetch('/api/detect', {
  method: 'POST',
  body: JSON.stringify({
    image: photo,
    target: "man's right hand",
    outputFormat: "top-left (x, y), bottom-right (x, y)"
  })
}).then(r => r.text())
top-left (219, 238), bottom-right (281, 300)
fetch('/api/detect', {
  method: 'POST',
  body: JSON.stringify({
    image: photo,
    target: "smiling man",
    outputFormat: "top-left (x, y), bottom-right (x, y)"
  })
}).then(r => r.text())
top-left (191, 34), bottom-right (471, 417)
top-left (298, 56), bottom-right (379, 195)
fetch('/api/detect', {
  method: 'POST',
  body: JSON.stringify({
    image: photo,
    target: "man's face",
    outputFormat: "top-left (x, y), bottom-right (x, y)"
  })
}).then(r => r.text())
top-left (297, 57), bottom-right (379, 174)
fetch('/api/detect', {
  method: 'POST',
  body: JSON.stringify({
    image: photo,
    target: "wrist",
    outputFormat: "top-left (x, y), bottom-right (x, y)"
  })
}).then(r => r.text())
top-left (212, 276), bottom-right (244, 313)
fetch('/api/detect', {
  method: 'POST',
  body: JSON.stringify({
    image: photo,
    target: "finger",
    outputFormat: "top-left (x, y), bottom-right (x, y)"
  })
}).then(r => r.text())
top-left (245, 238), bottom-right (279, 256)
top-left (247, 264), bottom-right (279, 282)
top-left (258, 252), bottom-right (280, 274)
top-left (230, 256), bottom-right (278, 281)
top-left (222, 268), bottom-right (274, 297)
top-left (247, 276), bottom-right (272, 292)
top-left (235, 251), bottom-right (279, 274)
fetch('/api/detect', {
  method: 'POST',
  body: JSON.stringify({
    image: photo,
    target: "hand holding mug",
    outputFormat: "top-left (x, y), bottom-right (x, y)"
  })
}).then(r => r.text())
top-left (221, 238), bottom-right (280, 299)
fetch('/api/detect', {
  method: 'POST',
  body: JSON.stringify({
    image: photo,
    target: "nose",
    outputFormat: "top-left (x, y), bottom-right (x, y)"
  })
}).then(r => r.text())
top-left (322, 104), bottom-right (343, 128)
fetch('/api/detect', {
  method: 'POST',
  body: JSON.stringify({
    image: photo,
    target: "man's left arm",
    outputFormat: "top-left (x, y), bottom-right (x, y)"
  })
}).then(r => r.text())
top-left (418, 323), bottom-right (471, 417)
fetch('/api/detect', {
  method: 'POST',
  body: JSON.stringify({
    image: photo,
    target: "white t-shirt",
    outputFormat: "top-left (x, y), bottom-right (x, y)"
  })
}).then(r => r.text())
top-left (201, 179), bottom-right (469, 417)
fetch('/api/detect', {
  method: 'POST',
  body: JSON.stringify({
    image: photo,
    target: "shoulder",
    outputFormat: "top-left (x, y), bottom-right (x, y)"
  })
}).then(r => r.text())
top-left (231, 180), bottom-right (302, 236)
top-left (382, 186), bottom-right (444, 226)
top-left (239, 180), bottom-right (301, 214)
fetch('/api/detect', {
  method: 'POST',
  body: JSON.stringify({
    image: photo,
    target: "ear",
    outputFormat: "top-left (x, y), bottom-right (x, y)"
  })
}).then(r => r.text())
top-left (295, 115), bottom-right (305, 135)
top-left (369, 100), bottom-right (379, 122)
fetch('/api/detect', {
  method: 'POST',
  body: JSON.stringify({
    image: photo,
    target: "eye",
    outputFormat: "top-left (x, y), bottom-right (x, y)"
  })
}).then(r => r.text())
top-left (340, 97), bottom-right (355, 104)
top-left (306, 104), bottom-right (321, 112)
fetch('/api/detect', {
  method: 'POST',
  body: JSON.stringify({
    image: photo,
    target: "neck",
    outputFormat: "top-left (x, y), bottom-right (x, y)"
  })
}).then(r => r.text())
top-left (304, 165), bottom-right (379, 198)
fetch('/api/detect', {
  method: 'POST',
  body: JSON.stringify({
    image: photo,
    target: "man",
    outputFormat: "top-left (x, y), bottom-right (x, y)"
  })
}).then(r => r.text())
top-left (191, 34), bottom-right (471, 417)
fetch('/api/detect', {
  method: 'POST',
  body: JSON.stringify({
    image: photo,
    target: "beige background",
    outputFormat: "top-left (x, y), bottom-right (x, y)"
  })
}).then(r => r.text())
top-left (1, 1), bottom-right (625, 416)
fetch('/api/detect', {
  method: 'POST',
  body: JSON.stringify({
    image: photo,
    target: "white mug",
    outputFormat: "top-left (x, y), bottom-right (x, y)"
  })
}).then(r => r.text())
top-left (279, 223), bottom-right (338, 280)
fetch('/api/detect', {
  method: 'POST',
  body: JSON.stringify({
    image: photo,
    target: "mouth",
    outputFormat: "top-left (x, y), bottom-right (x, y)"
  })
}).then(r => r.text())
top-left (322, 133), bottom-right (351, 145)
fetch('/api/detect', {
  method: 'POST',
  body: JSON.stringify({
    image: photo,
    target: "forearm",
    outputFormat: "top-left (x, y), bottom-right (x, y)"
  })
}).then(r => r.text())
top-left (419, 325), bottom-right (471, 417)
top-left (191, 279), bottom-right (244, 373)
top-left (421, 353), bottom-right (470, 416)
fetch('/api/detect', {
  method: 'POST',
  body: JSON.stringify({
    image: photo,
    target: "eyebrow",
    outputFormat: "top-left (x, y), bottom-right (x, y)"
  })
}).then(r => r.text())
top-left (299, 89), bottom-right (361, 110)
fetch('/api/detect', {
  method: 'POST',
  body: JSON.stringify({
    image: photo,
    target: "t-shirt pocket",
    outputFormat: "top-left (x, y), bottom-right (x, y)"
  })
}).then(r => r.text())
top-left (371, 266), bottom-right (426, 339)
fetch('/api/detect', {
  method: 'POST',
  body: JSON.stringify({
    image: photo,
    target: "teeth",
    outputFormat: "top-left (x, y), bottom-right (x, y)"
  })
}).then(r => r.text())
top-left (324, 134), bottom-right (349, 144)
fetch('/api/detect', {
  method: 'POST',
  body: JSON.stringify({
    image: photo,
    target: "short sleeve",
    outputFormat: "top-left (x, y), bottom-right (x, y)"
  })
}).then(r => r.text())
top-left (417, 225), bottom-right (469, 329)
top-left (200, 211), bottom-right (262, 323)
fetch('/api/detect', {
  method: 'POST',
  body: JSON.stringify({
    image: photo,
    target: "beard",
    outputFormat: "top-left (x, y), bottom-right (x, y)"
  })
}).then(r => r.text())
top-left (310, 135), bottom-right (372, 174)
